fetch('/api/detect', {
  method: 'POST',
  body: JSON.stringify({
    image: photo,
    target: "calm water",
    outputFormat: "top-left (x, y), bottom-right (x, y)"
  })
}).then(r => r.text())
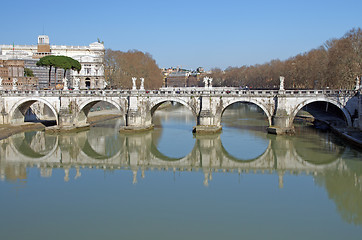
top-left (1, 103), bottom-right (362, 240)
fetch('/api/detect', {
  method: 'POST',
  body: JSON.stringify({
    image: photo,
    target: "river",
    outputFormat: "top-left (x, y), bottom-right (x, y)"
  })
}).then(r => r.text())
top-left (0, 103), bottom-right (361, 239)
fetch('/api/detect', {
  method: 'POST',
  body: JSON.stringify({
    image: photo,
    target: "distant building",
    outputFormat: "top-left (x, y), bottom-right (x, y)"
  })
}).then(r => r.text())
top-left (0, 59), bottom-right (38, 90)
top-left (0, 35), bottom-right (105, 89)
top-left (162, 67), bottom-right (202, 87)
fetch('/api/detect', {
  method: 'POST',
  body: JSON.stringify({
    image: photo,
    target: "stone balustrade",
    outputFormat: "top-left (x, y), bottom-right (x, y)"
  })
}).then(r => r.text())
top-left (0, 88), bottom-right (358, 97)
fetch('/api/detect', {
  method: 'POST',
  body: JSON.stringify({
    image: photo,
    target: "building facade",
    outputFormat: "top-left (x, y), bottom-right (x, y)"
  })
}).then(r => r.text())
top-left (0, 60), bottom-right (38, 90)
top-left (0, 35), bottom-right (105, 90)
top-left (162, 67), bottom-right (202, 87)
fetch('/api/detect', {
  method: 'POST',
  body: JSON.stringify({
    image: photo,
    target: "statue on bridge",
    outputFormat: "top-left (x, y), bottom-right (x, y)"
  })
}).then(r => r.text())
top-left (0, 77), bottom-right (3, 90)
top-left (73, 77), bottom-right (80, 90)
top-left (279, 76), bottom-right (285, 91)
top-left (132, 77), bottom-right (137, 90)
top-left (203, 77), bottom-right (213, 89)
top-left (203, 77), bottom-right (209, 88)
top-left (140, 78), bottom-right (145, 90)
top-left (356, 76), bottom-right (361, 91)
top-left (62, 78), bottom-right (68, 90)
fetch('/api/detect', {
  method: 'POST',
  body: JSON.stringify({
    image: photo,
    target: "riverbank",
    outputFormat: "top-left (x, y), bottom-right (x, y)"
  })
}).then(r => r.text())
top-left (45, 113), bottom-right (122, 133)
top-left (296, 110), bottom-right (362, 149)
top-left (0, 113), bottom-right (122, 140)
top-left (330, 125), bottom-right (362, 148)
top-left (87, 112), bottom-right (122, 125)
top-left (0, 123), bottom-right (45, 140)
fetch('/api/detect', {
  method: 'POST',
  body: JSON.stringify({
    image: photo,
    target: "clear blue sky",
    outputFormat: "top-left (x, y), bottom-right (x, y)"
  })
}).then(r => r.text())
top-left (1, 0), bottom-right (361, 70)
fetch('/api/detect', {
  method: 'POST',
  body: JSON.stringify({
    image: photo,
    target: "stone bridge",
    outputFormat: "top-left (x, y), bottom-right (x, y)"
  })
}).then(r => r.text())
top-left (0, 129), bottom-right (354, 187)
top-left (0, 87), bottom-right (360, 134)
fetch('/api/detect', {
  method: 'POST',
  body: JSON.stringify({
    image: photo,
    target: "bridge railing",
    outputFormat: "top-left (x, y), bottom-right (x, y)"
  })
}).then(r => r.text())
top-left (0, 88), bottom-right (358, 97)
top-left (0, 89), bottom-right (132, 97)
top-left (147, 88), bottom-right (358, 96)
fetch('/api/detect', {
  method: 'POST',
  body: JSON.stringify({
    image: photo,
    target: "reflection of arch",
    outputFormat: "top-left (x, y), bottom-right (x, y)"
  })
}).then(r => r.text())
top-left (148, 129), bottom-right (342, 171)
top-left (3, 125), bottom-right (347, 175)
top-left (148, 130), bottom-right (271, 164)
top-left (81, 138), bottom-right (121, 160)
top-left (81, 125), bottom-right (124, 160)
top-left (221, 100), bottom-right (272, 126)
top-left (150, 142), bottom-right (184, 161)
top-left (150, 98), bottom-right (197, 118)
top-left (291, 98), bottom-right (352, 126)
top-left (291, 133), bottom-right (344, 166)
top-left (9, 98), bottom-right (59, 125)
top-left (220, 138), bottom-right (271, 163)
top-left (10, 132), bottom-right (59, 161)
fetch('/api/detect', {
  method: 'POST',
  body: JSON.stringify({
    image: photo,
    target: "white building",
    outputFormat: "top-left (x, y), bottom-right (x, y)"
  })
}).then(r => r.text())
top-left (0, 35), bottom-right (105, 89)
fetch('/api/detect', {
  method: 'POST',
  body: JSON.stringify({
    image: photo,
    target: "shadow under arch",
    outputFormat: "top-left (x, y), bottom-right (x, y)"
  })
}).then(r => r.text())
top-left (220, 100), bottom-right (272, 126)
top-left (9, 98), bottom-right (59, 125)
top-left (291, 98), bottom-right (352, 126)
top-left (76, 98), bottom-right (124, 125)
top-left (10, 131), bottom-right (59, 161)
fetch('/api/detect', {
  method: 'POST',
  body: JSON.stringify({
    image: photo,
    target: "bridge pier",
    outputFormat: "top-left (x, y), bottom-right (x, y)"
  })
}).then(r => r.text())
top-left (122, 109), bottom-right (154, 132)
top-left (193, 96), bottom-right (222, 134)
top-left (268, 94), bottom-right (295, 135)
top-left (120, 95), bottom-right (154, 132)
top-left (267, 115), bottom-right (295, 134)
top-left (194, 109), bottom-right (222, 134)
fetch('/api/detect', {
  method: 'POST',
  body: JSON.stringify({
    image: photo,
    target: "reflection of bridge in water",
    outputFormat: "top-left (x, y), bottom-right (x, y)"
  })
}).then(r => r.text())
top-left (1, 126), bottom-right (358, 188)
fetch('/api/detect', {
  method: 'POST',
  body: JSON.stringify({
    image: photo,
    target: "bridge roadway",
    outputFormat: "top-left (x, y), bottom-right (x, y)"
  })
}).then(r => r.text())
top-left (0, 87), bottom-right (360, 134)
top-left (0, 129), bottom-right (356, 187)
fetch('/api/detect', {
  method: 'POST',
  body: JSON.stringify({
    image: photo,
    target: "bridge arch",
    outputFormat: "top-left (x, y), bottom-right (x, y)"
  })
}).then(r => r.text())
top-left (8, 97), bottom-right (59, 125)
top-left (290, 98), bottom-right (352, 126)
top-left (76, 98), bottom-right (124, 126)
top-left (220, 99), bottom-right (272, 126)
top-left (149, 97), bottom-right (198, 118)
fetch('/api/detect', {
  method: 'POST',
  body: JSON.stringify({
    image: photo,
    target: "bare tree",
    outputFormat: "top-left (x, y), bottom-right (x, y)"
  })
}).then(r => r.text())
top-left (104, 49), bottom-right (163, 89)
